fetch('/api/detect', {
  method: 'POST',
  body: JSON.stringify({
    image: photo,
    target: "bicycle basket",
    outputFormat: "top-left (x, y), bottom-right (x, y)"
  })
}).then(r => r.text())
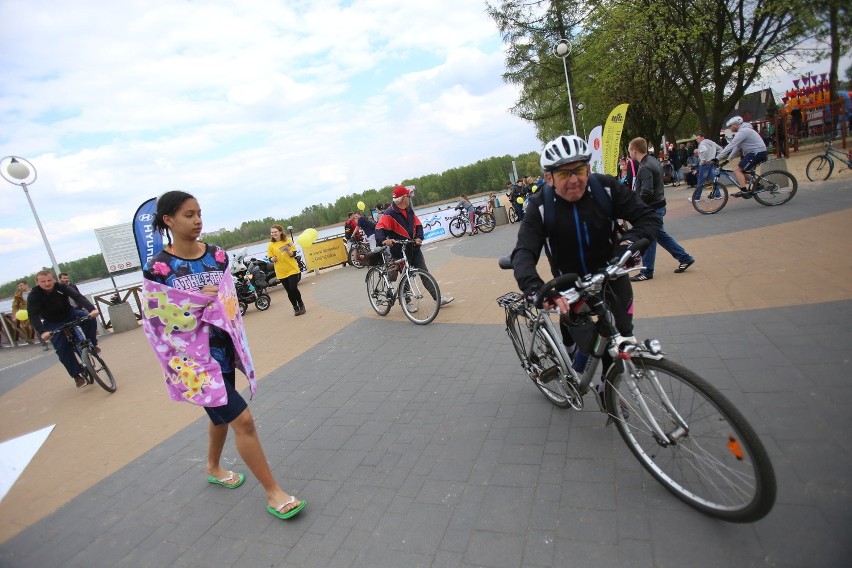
top-left (363, 250), bottom-right (386, 266)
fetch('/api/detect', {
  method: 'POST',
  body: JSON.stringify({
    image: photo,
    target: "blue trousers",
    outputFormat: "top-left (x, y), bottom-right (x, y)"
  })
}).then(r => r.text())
top-left (640, 207), bottom-right (693, 276)
top-left (43, 310), bottom-right (98, 379)
top-left (692, 164), bottom-right (719, 199)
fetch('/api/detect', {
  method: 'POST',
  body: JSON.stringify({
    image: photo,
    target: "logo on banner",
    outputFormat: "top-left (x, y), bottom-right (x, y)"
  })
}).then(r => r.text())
top-left (132, 197), bottom-right (163, 267)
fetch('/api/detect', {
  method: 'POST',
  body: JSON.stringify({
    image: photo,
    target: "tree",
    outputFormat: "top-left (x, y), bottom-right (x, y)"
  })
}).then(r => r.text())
top-left (811, 1), bottom-right (851, 102)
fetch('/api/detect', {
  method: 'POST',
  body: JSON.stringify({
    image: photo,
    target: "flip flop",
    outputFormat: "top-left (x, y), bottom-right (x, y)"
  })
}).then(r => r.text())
top-left (267, 496), bottom-right (306, 520)
top-left (207, 471), bottom-right (245, 489)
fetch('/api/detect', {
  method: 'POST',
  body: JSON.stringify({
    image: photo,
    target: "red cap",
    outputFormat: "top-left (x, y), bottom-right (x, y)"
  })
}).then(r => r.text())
top-left (392, 185), bottom-right (413, 199)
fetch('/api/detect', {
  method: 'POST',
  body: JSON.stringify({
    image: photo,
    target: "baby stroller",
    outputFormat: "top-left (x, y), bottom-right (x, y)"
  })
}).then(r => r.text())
top-left (661, 160), bottom-right (674, 185)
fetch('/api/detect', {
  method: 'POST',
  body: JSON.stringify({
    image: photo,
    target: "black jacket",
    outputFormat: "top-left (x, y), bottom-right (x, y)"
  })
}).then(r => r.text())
top-left (511, 174), bottom-right (660, 296)
top-left (636, 154), bottom-right (666, 209)
top-left (27, 283), bottom-right (96, 334)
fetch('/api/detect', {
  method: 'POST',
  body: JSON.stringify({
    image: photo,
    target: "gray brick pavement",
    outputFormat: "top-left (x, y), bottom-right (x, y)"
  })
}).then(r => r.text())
top-left (2, 299), bottom-right (851, 568)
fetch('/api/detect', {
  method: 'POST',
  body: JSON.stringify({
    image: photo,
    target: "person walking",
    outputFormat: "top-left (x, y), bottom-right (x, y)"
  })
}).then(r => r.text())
top-left (142, 190), bottom-right (305, 520)
top-left (12, 280), bottom-right (51, 350)
top-left (628, 137), bottom-right (695, 282)
top-left (268, 224), bottom-right (306, 316)
top-left (691, 132), bottom-right (724, 201)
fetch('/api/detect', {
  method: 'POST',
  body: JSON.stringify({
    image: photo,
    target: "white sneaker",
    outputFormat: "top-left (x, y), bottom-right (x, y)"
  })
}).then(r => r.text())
top-left (405, 303), bottom-right (419, 313)
top-left (440, 296), bottom-right (454, 306)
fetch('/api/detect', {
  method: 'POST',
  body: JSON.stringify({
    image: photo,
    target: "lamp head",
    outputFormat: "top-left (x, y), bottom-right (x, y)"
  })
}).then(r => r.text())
top-left (7, 158), bottom-right (30, 181)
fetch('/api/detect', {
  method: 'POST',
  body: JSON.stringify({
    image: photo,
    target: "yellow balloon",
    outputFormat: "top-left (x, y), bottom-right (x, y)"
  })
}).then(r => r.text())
top-left (357, 201), bottom-right (366, 211)
top-left (15, 309), bottom-right (28, 321)
top-left (531, 185), bottom-right (538, 193)
top-left (296, 228), bottom-right (318, 248)
top-left (516, 197), bottom-right (525, 204)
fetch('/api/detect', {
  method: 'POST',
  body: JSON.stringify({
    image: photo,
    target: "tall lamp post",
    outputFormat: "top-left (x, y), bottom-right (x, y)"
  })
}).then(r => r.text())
top-left (575, 102), bottom-right (587, 140)
top-left (554, 39), bottom-right (578, 136)
top-left (1, 156), bottom-right (63, 277)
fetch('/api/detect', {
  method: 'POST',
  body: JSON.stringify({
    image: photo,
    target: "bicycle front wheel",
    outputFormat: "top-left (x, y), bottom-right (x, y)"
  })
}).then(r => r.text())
top-left (366, 267), bottom-right (392, 316)
top-left (506, 311), bottom-right (576, 408)
top-left (691, 182), bottom-right (729, 215)
top-left (753, 170), bottom-right (797, 206)
top-left (399, 270), bottom-right (440, 324)
top-left (507, 207), bottom-right (518, 223)
top-left (448, 217), bottom-right (466, 238)
top-left (805, 155), bottom-right (833, 182)
top-left (83, 347), bottom-right (117, 393)
top-left (605, 357), bottom-right (775, 522)
top-left (477, 213), bottom-right (496, 233)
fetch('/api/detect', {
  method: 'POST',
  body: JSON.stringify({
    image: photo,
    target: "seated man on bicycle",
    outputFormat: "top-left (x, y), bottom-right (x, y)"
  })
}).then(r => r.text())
top-left (715, 116), bottom-right (768, 198)
top-left (27, 270), bottom-right (101, 388)
top-left (511, 134), bottom-right (660, 377)
top-left (375, 185), bottom-right (454, 306)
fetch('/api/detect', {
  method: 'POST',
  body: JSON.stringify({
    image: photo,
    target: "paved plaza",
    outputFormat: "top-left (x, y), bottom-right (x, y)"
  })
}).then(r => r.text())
top-left (1, 179), bottom-right (851, 567)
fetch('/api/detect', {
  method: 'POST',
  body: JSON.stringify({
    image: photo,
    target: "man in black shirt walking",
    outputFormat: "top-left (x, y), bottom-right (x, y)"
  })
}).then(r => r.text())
top-left (28, 271), bottom-right (100, 388)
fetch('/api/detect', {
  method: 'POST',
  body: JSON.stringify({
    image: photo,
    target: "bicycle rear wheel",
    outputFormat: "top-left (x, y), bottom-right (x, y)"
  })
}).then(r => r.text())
top-left (506, 311), bottom-right (576, 408)
top-left (366, 267), bottom-right (392, 316)
top-left (83, 347), bottom-right (117, 393)
top-left (691, 182), bottom-right (729, 214)
top-left (477, 212), bottom-right (496, 233)
top-left (605, 357), bottom-right (775, 522)
top-left (399, 270), bottom-right (440, 325)
top-left (449, 217), bottom-right (466, 238)
top-left (805, 155), bottom-right (833, 182)
top-left (507, 207), bottom-right (518, 224)
top-left (753, 170), bottom-right (797, 206)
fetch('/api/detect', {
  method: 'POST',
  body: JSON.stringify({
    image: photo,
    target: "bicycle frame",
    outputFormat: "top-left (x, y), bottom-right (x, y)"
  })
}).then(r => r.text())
top-left (823, 143), bottom-right (852, 167)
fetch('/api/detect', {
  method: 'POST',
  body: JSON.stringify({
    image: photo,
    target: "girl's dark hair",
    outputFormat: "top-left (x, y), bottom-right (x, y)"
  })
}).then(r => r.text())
top-left (153, 190), bottom-right (196, 245)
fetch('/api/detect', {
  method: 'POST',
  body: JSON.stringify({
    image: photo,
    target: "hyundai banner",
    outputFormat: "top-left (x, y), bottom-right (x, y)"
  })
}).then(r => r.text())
top-left (132, 197), bottom-right (163, 267)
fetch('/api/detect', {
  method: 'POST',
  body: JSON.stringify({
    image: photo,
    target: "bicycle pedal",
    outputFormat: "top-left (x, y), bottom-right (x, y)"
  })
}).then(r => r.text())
top-left (539, 366), bottom-right (560, 383)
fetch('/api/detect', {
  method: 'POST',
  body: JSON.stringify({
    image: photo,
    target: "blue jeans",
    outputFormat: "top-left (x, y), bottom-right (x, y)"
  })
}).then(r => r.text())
top-left (43, 309), bottom-right (98, 379)
top-left (640, 207), bottom-right (693, 276)
top-left (692, 164), bottom-right (719, 200)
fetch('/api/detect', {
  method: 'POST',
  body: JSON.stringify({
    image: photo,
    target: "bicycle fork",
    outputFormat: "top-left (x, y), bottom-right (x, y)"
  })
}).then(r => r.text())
top-left (618, 353), bottom-right (690, 446)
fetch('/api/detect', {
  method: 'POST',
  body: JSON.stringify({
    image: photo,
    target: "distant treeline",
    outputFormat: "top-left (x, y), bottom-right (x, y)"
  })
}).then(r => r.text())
top-left (2, 150), bottom-right (539, 297)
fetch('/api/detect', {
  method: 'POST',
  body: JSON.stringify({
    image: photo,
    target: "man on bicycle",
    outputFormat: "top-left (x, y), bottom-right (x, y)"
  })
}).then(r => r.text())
top-left (511, 134), bottom-right (660, 367)
top-left (715, 116), bottom-right (768, 198)
top-left (27, 270), bottom-right (101, 388)
top-left (375, 185), bottom-right (454, 306)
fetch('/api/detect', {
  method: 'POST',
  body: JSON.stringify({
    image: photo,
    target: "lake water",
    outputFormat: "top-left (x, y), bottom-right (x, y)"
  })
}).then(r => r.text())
top-left (0, 198), bottom-right (486, 313)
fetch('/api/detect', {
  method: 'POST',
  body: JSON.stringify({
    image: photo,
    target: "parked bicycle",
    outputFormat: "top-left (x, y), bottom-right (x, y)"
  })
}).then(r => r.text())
top-left (496, 240), bottom-right (775, 522)
top-left (448, 206), bottom-right (495, 237)
top-left (365, 239), bottom-right (441, 325)
top-left (806, 139), bottom-right (852, 181)
top-left (50, 315), bottom-right (116, 393)
top-left (691, 160), bottom-right (797, 214)
top-left (347, 233), bottom-right (371, 269)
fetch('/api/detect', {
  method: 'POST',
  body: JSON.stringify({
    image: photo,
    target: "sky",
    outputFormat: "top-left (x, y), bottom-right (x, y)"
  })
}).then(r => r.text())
top-left (0, 1), bottom-right (846, 285)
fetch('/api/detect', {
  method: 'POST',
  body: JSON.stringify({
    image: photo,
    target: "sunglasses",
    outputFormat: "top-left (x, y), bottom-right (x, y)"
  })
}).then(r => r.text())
top-left (552, 164), bottom-right (589, 179)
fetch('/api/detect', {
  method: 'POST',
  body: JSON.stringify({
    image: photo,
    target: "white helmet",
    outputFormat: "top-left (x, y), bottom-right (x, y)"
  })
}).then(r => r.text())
top-left (726, 115), bottom-right (743, 127)
top-left (540, 134), bottom-right (591, 171)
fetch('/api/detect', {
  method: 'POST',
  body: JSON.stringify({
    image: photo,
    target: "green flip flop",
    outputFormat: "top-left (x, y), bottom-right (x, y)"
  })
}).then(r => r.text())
top-left (207, 471), bottom-right (245, 489)
top-left (267, 497), bottom-right (306, 520)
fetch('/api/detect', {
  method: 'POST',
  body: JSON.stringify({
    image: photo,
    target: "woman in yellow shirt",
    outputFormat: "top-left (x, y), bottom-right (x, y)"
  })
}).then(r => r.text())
top-left (267, 224), bottom-right (305, 315)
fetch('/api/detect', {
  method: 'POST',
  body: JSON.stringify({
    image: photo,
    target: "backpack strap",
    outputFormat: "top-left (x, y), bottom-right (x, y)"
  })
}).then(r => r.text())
top-left (541, 174), bottom-right (613, 238)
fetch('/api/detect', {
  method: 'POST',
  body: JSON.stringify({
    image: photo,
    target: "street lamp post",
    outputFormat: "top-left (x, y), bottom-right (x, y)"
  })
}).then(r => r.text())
top-left (576, 102), bottom-right (587, 140)
top-left (1, 156), bottom-right (63, 277)
top-left (554, 39), bottom-right (578, 136)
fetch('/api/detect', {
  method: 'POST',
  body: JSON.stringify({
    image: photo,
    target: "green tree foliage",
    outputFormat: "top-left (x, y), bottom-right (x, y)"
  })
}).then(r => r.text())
top-left (810, 1), bottom-right (851, 101)
top-left (0, 253), bottom-right (130, 298)
top-left (489, 0), bottom-right (809, 143)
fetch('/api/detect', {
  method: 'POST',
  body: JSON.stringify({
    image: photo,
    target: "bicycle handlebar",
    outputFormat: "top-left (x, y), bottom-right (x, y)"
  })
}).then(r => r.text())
top-left (534, 238), bottom-right (649, 308)
top-left (47, 315), bottom-right (95, 338)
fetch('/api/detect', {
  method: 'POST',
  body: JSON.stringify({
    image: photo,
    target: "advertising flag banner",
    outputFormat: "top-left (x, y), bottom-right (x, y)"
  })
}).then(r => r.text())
top-left (587, 126), bottom-right (604, 173)
top-left (132, 198), bottom-right (163, 267)
top-left (603, 103), bottom-right (629, 176)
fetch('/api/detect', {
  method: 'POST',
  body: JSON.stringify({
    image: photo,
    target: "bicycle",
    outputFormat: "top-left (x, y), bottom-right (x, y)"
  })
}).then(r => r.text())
top-left (347, 234), bottom-right (371, 269)
top-left (496, 240), bottom-right (776, 522)
top-left (50, 315), bottom-right (117, 393)
top-left (448, 206), bottom-right (496, 237)
top-left (507, 204), bottom-right (519, 224)
top-left (691, 160), bottom-right (797, 214)
top-left (364, 239), bottom-right (442, 325)
top-left (806, 139), bottom-right (852, 181)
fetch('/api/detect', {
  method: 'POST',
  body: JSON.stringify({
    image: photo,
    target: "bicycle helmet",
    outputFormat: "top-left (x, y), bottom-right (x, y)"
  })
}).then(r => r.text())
top-left (726, 116), bottom-right (743, 127)
top-left (540, 134), bottom-right (591, 171)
